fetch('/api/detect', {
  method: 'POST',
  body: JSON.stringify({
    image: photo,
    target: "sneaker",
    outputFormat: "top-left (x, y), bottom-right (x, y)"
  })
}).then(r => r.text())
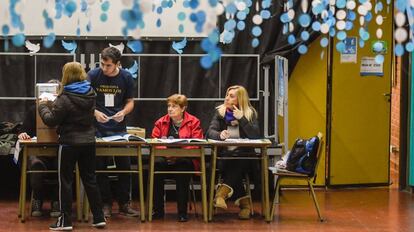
top-left (92, 217), bottom-right (106, 228)
top-left (49, 215), bottom-right (72, 231)
top-left (119, 202), bottom-right (139, 217)
top-left (31, 199), bottom-right (43, 217)
top-left (50, 201), bottom-right (61, 218)
top-left (178, 213), bottom-right (188, 222)
top-left (152, 209), bottom-right (165, 219)
top-left (103, 204), bottom-right (112, 218)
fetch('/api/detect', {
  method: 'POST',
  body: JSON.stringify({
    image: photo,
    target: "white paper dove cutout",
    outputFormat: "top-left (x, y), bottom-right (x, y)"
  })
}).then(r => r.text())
top-left (109, 42), bottom-right (125, 54)
top-left (172, 38), bottom-right (187, 54)
top-left (61, 40), bottom-right (77, 54)
top-left (25, 40), bottom-right (40, 53)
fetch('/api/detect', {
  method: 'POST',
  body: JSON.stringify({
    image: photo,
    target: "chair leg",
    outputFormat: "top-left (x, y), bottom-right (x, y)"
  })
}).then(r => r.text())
top-left (190, 177), bottom-right (198, 218)
top-left (275, 177), bottom-right (281, 204)
top-left (244, 174), bottom-right (254, 216)
top-left (212, 175), bottom-right (223, 217)
top-left (308, 180), bottom-right (324, 222)
top-left (83, 194), bottom-right (89, 222)
top-left (28, 191), bottom-right (33, 217)
top-left (270, 177), bottom-right (281, 220)
top-left (188, 184), bottom-right (192, 212)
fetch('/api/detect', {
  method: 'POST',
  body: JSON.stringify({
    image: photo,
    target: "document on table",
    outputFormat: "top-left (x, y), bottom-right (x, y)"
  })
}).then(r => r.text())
top-left (208, 138), bottom-right (266, 143)
top-left (101, 134), bottom-right (145, 142)
top-left (155, 138), bottom-right (205, 143)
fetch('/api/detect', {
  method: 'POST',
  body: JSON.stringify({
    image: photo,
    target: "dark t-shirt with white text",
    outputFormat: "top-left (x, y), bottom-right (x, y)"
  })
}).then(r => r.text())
top-left (88, 68), bottom-right (134, 137)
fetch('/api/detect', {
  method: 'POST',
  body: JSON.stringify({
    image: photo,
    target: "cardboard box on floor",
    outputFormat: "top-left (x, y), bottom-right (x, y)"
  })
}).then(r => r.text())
top-left (36, 83), bottom-right (59, 143)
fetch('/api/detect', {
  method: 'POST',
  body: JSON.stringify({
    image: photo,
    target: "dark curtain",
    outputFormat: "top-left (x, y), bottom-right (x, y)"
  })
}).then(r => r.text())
top-left (0, 0), bottom-right (319, 137)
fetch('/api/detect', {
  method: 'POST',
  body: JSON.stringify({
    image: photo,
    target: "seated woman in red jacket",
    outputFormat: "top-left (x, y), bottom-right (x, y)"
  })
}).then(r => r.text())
top-left (151, 94), bottom-right (203, 222)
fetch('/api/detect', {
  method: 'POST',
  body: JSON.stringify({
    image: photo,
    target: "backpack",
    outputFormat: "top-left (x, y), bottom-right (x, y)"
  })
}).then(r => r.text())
top-left (286, 136), bottom-right (320, 175)
top-left (286, 139), bottom-right (307, 171)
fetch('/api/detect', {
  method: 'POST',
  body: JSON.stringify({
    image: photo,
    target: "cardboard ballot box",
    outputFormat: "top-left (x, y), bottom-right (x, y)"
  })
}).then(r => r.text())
top-left (127, 127), bottom-right (146, 138)
top-left (36, 83), bottom-right (59, 143)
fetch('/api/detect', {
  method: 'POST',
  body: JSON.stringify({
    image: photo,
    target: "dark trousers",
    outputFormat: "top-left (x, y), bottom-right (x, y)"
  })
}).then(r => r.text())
top-left (59, 144), bottom-right (103, 221)
top-left (153, 157), bottom-right (193, 215)
top-left (96, 156), bottom-right (131, 206)
top-left (220, 159), bottom-right (252, 199)
top-left (29, 156), bottom-right (58, 201)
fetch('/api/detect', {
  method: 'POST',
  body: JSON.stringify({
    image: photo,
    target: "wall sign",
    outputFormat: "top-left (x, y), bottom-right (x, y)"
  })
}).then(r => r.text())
top-left (340, 37), bottom-right (357, 63)
top-left (360, 57), bottom-right (384, 77)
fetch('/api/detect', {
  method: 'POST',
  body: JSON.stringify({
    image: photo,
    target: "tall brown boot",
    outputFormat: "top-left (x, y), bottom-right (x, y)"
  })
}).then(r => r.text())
top-left (214, 184), bottom-right (233, 210)
top-left (235, 196), bottom-right (251, 220)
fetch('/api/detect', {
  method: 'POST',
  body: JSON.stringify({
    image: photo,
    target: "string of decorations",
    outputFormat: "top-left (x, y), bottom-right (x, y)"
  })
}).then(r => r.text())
top-left (0, 0), bottom-right (413, 69)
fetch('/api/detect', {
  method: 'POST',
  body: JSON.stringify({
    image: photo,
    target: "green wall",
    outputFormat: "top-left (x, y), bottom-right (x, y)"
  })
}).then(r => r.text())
top-left (410, 53), bottom-right (414, 186)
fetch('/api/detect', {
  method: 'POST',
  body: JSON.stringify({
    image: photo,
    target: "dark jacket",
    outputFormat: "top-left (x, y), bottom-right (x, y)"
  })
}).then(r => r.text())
top-left (151, 111), bottom-right (204, 170)
top-left (38, 87), bottom-right (96, 145)
top-left (206, 109), bottom-right (261, 154)
top-left (0, 121), bottom-right (21, 136)
top-left (0, 121), bottom-right (20, 155)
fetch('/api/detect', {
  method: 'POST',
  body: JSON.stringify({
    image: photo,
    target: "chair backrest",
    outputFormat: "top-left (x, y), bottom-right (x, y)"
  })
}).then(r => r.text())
top-left (309, 132), bottom-right (324, 180)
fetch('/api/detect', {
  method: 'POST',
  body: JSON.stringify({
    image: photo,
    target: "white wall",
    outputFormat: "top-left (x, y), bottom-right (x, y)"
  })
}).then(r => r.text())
top-left (0, 0), bottom-right (216, 37)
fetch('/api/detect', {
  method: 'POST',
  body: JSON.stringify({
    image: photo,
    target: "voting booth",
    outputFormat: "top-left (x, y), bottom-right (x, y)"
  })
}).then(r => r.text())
top-left (36, 83), bottom-right (59, 143)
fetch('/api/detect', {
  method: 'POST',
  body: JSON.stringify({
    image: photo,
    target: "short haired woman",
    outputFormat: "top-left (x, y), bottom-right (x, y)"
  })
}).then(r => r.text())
top-left (151, 94), bottom-right (204, 222)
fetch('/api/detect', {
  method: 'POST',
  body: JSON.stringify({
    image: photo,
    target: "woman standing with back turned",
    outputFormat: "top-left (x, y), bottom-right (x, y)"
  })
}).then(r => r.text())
top-left (38, 62), bottom-right (105, 230)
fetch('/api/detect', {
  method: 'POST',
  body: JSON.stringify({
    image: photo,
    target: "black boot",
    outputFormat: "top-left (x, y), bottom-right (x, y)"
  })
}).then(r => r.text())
top-left (177, 198), bottom-right (188, 222)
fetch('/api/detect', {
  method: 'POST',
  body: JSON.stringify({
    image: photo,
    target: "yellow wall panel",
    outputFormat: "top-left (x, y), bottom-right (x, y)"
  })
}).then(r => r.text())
top-left (329, 1), bottom-right (391, 185)
top-left (279, 38), bottom-right (328, 186)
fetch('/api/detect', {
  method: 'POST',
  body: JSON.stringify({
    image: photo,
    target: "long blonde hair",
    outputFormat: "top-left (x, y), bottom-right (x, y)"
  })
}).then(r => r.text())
top-left (59, 62), bottom-right (87, 94)
top-left (216, 85), bottom-right (257, 122)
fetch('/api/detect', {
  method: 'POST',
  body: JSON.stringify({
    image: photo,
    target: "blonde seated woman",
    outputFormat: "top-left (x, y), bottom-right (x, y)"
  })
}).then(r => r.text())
top-left (206, 85), bottom-right (260, 220)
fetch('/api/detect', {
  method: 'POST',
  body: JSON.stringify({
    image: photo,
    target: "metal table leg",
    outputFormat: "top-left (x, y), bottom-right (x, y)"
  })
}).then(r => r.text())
top-left (147, 148), bottom-right (155, 222)
top-left (137, 146), bottom-right (146, 222)
top-left (200, 148), bottom-right (208, 222)
top-left (208, 146), bottom-right (217, 221)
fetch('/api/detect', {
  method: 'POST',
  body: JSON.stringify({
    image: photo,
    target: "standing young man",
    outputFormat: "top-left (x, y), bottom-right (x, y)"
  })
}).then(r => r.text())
top-left (88, 47), bottom-right (139, 217)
